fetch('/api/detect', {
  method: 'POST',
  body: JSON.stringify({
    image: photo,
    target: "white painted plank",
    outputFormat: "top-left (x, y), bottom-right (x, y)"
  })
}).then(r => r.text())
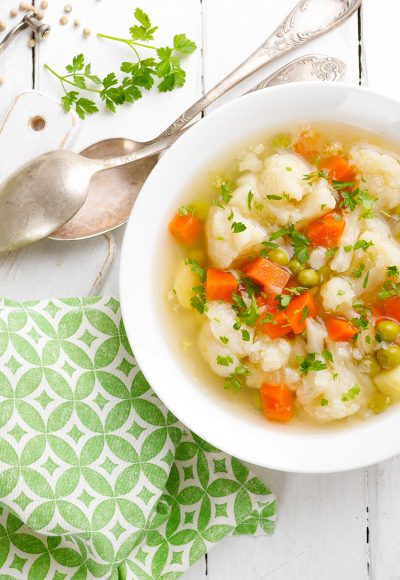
top-left (358, 3), bottom-right (400, 579)
top-left (36, 0), bottom-right (203, 148)
top-left (0, 1), bottom-right (33, 118)
top-left (203, 0), bottom-right (359, 108)
top-left (206, 468), bottom-right (368, 580)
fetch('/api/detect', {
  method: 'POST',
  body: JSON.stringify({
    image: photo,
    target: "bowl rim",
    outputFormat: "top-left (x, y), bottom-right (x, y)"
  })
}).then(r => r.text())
top-left (120, 81), bottom-right (400, 473)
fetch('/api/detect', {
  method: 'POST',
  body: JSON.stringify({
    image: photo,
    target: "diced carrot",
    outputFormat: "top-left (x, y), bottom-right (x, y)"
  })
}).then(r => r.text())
top-left (383, 296), bottom-right (400, 323)
top-left (169, 213), bottom-right (201, 244)
top-left (306, 212), bottom-right (345, 248)
top-left (244, 258), bottom-right (290, 296)
top-left (205, 268), bottom-right (238, 302)
top-left (319, 155), bottom-right (355, 183)
top-left (285, 292), bottom-right (317, 335)
top-left (256, 297), bottom-right (291, 338)
top-left (260, 382), bottom-right (294, 423)
top-left (326, 317), bottom-right (357, 342)
top-left (293, 130), bottom-right (320, 161)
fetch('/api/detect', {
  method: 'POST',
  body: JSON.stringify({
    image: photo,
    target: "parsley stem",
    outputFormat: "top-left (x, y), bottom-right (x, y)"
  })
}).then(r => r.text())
top-left (44, 64), bottom-right (101, 93)
top-left (97, 33), bottom-right (158, 50)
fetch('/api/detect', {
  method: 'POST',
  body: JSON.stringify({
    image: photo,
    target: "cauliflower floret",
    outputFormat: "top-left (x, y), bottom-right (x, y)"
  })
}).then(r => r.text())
top-left (206, 206), bottom-right (267, 269)
top-left (229, 175), bottom-right (264, 218)
top-left (309, 247), bottom-right (328, 270)
top-left (330, 210), bottom-right (361, 273)
top-left (297, 355), bottom-right (364, 422)
top-left (320, 276), bottom-right (356, 317)
top-left (353, 218), bottom-right (400, 294)
top-left (198, 323), bottom-right (239, 378)
top-left (350, 144), bottom-right (400, 210)
top-left (263, 153), bottom-right (312, 201)
top-left (205, 302), bottom-right (254, 358)
top-left (237, 144), bottom-right (265, 173)
top-left (251, 337), bottom-right (292, 372)
top-left (306, 318), bottom-right (327, 354)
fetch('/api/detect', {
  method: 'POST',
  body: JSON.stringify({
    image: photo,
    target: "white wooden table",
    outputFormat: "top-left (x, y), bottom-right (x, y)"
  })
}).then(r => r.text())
top-left (0, 1), bottom-right (399, 578)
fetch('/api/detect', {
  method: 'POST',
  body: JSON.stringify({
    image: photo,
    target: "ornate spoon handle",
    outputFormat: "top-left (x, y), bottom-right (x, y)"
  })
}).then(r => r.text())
top-left (157, 0), bottom-right (360, 140)
top-left (99, 53), bottom-right (346, 170)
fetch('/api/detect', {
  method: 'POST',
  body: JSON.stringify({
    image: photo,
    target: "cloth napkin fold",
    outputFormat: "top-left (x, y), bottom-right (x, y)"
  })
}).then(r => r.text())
top-left (0, 296), bottom-right (275, 579)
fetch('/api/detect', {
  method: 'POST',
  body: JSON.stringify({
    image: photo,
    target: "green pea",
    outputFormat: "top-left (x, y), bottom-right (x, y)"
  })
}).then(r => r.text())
top-left (318, 265), bottom-right (331, 283)
top-left (358, 354), bottom-right (381, 377)
top-left (376, 320), bottom-right (400, 342)
top-left (268, 248), bottom-right (289, 266)
top-left (297, 268), bottom-right (319, 288)
top-left (377, 345), bottom-right (400, 369)
top-left (288, 259), bottom-right (304, 275)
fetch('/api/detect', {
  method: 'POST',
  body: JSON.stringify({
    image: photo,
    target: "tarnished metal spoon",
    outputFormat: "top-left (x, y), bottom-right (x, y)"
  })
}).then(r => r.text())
top-left (51, 54), bottom-right (346, 241)
top-left (0, 0), bottom-right (359, 252)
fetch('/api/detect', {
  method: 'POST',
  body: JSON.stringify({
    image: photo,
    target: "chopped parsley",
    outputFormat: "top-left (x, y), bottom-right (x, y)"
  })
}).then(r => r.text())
top-left (296, 353), bottom-right (327, 375)
top-left (185, 258), bottom-right (206, 282)
top-left (301, 305), bottom-right (310, 322)
top-left (322, 349), bottom-right (334, 362)
top-left (337, 289), bottom-right (346, 296)
top-left (341, 384), bottom-right (360, 402)
top-left (303, 167), bottom-right (328, 182)
top-left (332, 180), bottom-right (355, 191)
top-left (241, 329), bottom-right (250, 341)
top-left (321, 398), bottom-right (329, 407)
top-left (247, 190), bottom-right (254, 211)
top-left (224, 365), bottom-right (250, 390)
top-left (216, 355), bottom-right (233, 366)
top-left (378, 266), bottom-right (400, 300)
top-left (353, 263), bottom-right (365, 279)
top-left (231, 221), bottom-right (247, 233)
top-left (220, 181), bottom-right (233, 203)
top-left (190, 285), bottom-right (207, 314)
top-left (239, 274), bottom-right (262, 297)
top-left (269, 224), bottom-right (311, 264)
top-left (227, 209), bottom-right (234, 221)
top-left (232, 292), bottom-right (260, 327)
top-left (363, 271), bottom-right (369, 289)
top-left (266, 194), bottom-right (283, 200)
top-left (344, 239), bottom-right (374, 253)
top-left (325, 246), bottom-right (338, 258)
top-left (219, 336), bottom-right (229, 344)
top-left (178, 205), bottom-right (195, 216)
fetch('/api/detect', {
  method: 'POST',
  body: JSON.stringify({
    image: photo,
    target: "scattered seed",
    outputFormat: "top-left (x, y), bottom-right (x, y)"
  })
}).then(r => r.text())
top-left (73, 18), bottom-right (80, 27)
top-left (9, 8), bottom-right (18, 17)
top-left (40, 0), bottom-right (48, 8)
top-left (26, 4), bottom-right (35, 10)
top-left (64, 4), bottom-right (72, 13)
top-left (0, 20), bottom-right (6, 31)
top-left (0, 77), bottom-right (4, 86)
top-left (19, 2), bottom-right (28, 10)
top-left (82, 27), bottom-right (91, 38)
top-left (37, 10), bottom-right (45, 19)
top-left (27, 38), bottom-right (36, 48)
top-left (59, 15), bottom-right (68, 25)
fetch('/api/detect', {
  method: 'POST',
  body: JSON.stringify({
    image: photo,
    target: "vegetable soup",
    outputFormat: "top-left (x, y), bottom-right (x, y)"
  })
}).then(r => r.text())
top-left (164, 123), bottom-right (400, 425)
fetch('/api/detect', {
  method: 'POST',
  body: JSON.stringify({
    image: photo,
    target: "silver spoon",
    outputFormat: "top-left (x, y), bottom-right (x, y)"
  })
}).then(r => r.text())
top-left (0, 0), bottom-right (359, 252)
top-left (50, 54), bottom-right (347, 241)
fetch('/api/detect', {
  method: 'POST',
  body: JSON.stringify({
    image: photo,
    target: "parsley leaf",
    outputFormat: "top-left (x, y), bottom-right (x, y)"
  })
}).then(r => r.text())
top-left (45, 8), bottom-right (197, 119)
top-left (216, 355), bottom-right (233, 366)
top-left (341, 384), bottom-right (360, 402)
top-left (247, 190), bottom-right (254, 211)
top-left (232, 292), bottom-right (260, 327)
top-left (224, 365), bottom-right (250, 390)
top-left (269, 224), bottom-right (311, 264)
top-left (185, 258), bottom-right (206, 283)
top-left (231, 222), bottom-right (247, 234)
top-left (296, 353), bottom-right (327, 375)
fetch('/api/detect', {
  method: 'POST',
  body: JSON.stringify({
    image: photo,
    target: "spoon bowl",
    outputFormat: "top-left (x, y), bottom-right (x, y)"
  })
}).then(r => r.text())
top-left (50, 54), bottom-right (347, 241)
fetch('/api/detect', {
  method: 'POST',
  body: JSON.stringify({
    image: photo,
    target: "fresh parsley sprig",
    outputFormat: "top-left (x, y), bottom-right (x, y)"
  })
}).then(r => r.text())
top-left (296, 352), bottom-right (327, 375)
top-left (45, 7), bottom-right (197, 119)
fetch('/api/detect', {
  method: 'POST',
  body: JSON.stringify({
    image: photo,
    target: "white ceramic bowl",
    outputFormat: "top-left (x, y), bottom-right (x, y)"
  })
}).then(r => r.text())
top-left (120, 82), bottom-right (400, 473)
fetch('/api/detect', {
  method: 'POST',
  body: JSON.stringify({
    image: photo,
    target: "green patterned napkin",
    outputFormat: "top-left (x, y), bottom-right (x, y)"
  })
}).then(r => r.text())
top-left (0, 297), bottom-right (275, 579)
